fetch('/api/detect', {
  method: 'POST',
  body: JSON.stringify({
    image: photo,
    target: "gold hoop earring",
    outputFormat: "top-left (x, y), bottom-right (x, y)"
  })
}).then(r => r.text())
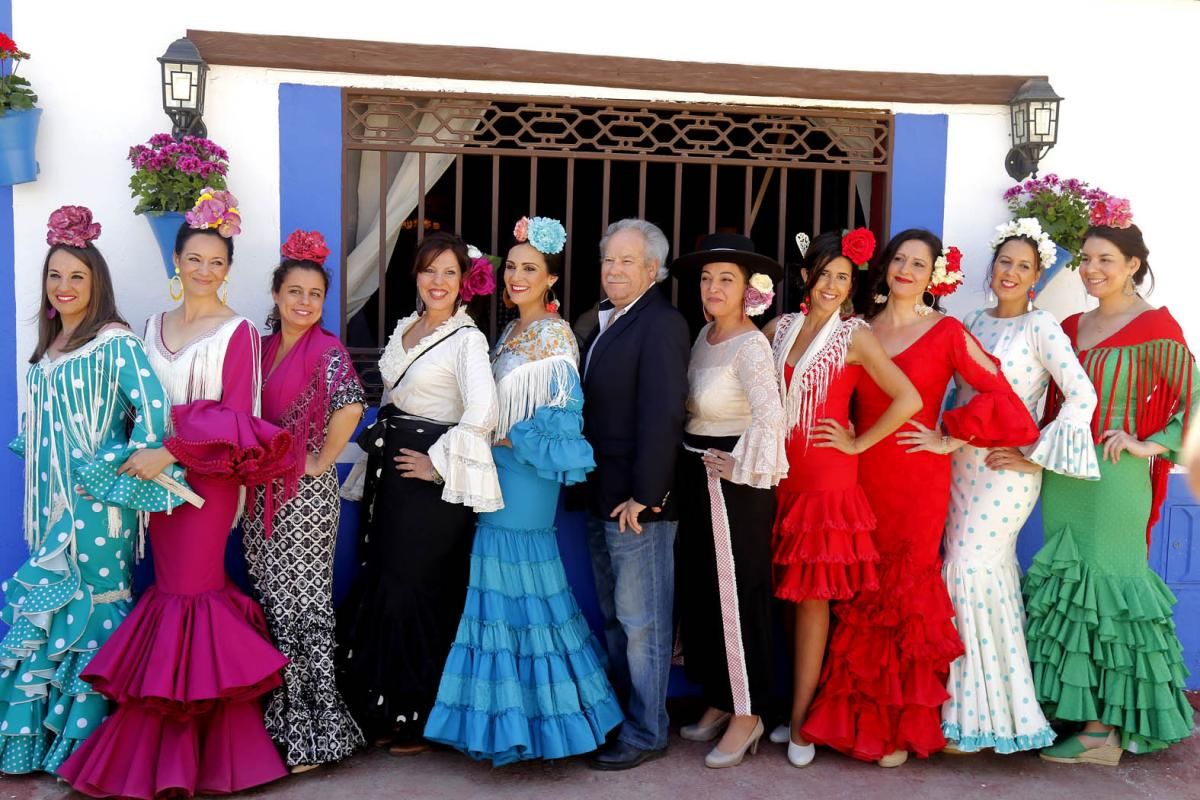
top-left (168, 268), bottom-right (184, 302)
top-left (219, 277), bottom-right (230, 305)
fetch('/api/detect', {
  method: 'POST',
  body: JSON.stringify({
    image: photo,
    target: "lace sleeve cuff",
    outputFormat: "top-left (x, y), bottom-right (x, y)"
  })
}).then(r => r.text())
top-left (730, 423), bottom-right (789, 489)
top-left (427, 424), bottom-right (504, 512)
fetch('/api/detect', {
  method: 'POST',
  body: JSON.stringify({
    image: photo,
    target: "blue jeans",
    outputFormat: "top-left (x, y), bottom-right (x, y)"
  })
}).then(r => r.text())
top-left (586, 515), bottom-right (676, 751)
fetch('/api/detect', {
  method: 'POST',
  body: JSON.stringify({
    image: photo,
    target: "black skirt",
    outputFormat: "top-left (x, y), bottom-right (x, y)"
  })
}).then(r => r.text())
top-left (676, 433), bottom-right (775, 716)
top-left (336, 410), bottom-right (476, 742)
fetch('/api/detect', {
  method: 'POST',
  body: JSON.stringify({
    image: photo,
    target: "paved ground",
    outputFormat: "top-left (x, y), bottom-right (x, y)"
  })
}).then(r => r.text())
top-left (5, 698), bottom-right (1197, 800)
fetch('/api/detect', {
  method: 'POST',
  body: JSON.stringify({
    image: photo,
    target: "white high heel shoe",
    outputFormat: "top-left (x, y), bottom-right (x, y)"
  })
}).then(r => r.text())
top-left (680, 711), bottom-right (732, 742)
top-left (704, 719), bottom-right (764, 769)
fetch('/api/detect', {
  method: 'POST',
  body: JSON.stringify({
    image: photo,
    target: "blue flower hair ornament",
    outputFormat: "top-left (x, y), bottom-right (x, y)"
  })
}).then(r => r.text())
top-left (514, 215), bottom-right (566, 256)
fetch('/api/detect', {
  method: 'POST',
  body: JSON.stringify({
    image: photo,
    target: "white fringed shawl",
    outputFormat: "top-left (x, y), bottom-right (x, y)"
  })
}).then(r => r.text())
top-left (145, 313), bottom-right (260, 522)
top-left (771, 313), bottom-right (867, 441)
top-left (491, 318), bottom-right (579, 441)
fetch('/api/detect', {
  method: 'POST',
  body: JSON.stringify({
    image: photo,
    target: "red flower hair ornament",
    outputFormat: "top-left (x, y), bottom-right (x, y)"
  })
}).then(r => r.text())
top-left (281, 229), bottom-right (331, 266)
top-left (841, 227), bottom-right (876, 268)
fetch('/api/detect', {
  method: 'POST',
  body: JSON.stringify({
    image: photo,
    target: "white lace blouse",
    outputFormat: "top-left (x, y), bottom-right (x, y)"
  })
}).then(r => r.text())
top-left (685, 325), bottom-right (789, 488)
top-left (378, 307), bottom-right (502, 511)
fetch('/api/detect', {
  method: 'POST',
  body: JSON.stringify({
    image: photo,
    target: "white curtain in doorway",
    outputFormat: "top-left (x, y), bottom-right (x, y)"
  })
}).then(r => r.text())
top-left (345, 102), bottom-right (481, 318)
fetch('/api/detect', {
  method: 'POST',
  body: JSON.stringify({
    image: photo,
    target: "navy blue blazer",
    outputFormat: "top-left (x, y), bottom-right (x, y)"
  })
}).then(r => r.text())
top-left (579, 285), bottom-right (690, 522)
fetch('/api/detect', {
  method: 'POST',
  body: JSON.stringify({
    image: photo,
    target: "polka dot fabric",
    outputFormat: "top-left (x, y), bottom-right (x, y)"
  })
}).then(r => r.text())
top-left (939, 309), bottom-right (1099, 752)
top-left (0, 331), bottom-right (172, 775)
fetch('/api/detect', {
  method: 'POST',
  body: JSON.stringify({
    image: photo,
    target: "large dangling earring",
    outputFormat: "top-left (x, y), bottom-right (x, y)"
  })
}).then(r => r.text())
top-left (501, 288), bottom-right (515, 310)
top-left (218, 277), bottom-right (230, 305)
top-left (168, 267), bottom-right (184, 302)
top-left (914, 290), bottom-right (935, 317)
top-left (1123, 276), bottom-right (1137, 297)
top-left (799, 297), bottom-right (810, 315)
top-left (416, 294), bottom-right (426, 315)
top-left (46, 305), bottom-right (57, 319)
top-left (1027, 287), bottom-right (1036, 312)
top-left (544, 285), bottom-right (560, 314)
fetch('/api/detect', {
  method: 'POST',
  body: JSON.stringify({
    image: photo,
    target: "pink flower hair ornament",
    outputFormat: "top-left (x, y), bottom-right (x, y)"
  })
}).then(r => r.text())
top-left (185, 187), bottom-right (242, 238)
top-left (461, 244), bottom-right (497, 302)
top-left (281, 229), bottom-right (331, 266)
top-left (46, 205), bottom-right (102, 248)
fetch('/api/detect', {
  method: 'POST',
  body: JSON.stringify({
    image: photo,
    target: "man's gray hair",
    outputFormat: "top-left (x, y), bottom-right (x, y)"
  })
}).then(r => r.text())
top-left (599, 218), bottom-right (671, 283)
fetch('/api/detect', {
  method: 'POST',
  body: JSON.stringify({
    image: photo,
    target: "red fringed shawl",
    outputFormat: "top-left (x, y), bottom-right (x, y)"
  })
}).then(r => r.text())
top-left (1045, 307), bottom-right (1195, 547)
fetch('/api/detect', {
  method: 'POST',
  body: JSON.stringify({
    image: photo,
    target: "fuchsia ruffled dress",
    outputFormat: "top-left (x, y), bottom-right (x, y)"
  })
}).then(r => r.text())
top-left (60, 315), bottom-right (296, 799)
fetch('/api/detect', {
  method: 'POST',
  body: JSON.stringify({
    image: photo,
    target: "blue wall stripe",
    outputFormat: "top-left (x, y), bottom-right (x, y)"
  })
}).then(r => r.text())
top-left (278, 83), bottom-right (343, 332)
top-left (0, 0), bottom-right (27, 605)
top-left (889, 113), bottom-right (947, 237)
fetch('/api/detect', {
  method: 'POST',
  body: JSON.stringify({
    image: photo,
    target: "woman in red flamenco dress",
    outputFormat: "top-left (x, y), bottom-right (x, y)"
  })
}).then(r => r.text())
top-left (800, 229), bottom-right (1039, 767)
top-left (763, 229), bottom-right (920, 768)
top-left (59, 199), bottom-right (296, 798)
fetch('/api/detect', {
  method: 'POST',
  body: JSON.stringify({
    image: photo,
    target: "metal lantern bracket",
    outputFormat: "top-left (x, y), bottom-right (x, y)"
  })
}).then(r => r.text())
top-left (158, 36), bottom-right (208, 139)
top-left (1005, 77), bottom-right (1062, 181)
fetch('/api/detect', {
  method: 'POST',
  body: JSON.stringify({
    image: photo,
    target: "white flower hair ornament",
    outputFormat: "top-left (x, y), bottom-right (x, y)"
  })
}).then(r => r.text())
top-left (990, 216), bottom-right (1059, 271)
top-left (794, 232), bottom-right (811, 258)
top-left (745, 272), bottom-right (775, 317)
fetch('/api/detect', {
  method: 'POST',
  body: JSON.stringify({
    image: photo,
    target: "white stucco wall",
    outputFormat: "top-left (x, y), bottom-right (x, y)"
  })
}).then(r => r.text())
top-left (10, 0), bottom-right (1199, 399)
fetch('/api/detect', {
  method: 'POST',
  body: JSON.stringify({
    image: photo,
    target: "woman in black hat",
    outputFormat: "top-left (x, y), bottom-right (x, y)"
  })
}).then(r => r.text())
top-left (672, 233), bottom-right (789, 768)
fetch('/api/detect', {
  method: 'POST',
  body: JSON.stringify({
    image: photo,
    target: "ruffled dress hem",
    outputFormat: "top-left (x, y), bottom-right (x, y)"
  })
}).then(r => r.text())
top-left (941, 722), bottom-right (1056, 754)
top-left (772, 487), bottom-right (879, 602)
top-left (800, 558), bottom-right (964, 760)
top-left (423, 521), bottom-right (622, 764)
top-left (1022, 525), bottom-right (1194, 753)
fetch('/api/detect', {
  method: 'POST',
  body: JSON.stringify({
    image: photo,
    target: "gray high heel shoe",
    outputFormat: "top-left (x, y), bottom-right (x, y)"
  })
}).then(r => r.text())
top-left (704, 718), bottom-right (764, 769)
top-left (680, 711), bottom-right (732, 742)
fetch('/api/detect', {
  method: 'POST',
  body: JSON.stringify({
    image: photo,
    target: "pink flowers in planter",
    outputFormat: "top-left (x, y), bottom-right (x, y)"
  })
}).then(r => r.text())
top-left (128, 133), bottom-right (231, 214)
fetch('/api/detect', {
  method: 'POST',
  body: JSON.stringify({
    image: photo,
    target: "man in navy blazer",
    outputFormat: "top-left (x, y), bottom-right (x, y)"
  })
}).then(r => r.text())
top-left (582, 218), bottom-right (690, 770)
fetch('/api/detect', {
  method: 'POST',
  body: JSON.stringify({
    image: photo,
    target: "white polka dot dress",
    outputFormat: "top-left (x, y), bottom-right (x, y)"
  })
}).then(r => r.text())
top-left (940, 308), bottom-right (1100, 752)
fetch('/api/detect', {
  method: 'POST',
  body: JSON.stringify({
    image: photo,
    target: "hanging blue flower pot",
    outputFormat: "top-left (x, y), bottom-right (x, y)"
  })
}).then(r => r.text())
top-left (1035, 244), bottom-right (1073, 295)
top-left (0, 107), bottom-right (41, 186)
top-left (143, 211), bottom-right (186, 278)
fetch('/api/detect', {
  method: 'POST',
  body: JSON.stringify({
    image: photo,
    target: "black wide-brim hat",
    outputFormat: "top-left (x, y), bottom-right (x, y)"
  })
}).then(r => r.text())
top-left (670, 232), bottom-right (784, 282)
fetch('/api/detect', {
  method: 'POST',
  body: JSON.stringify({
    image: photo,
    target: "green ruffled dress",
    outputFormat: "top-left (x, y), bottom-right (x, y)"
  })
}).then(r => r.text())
top-left (1024, 307), bottom-right (1196, 754)
top-left (0, 329), bottom-right (187, 773)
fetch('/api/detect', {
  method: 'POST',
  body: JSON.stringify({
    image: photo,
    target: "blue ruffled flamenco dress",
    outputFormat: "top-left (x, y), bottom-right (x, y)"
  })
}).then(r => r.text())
top-left (424, 385), bottom-right (623, 765)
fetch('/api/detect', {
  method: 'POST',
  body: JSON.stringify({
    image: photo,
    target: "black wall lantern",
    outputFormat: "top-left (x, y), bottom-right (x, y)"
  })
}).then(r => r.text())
top-left (1005, 78), bottom-right (1062, 181)
top-left (158, 37), bottom-right (208, 139)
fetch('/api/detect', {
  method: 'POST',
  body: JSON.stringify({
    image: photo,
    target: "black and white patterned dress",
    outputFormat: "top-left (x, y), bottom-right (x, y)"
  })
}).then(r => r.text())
top-left (244, 348), bottom-right (366, 767)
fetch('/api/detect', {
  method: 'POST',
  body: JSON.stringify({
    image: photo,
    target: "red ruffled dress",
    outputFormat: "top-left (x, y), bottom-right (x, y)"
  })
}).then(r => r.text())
top-left (801, 316), bottom-right (1038, 761)
top-left (60, 317), bottom-right (296, 799)
top-left (771, 314), bottom-right (879, 601)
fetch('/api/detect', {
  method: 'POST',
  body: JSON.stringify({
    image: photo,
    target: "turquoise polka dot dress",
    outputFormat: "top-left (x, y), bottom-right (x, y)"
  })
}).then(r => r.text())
top-left (0, 330), bottom-right (184, 774)
top-left (940, 309), bottom-right (1100, 753)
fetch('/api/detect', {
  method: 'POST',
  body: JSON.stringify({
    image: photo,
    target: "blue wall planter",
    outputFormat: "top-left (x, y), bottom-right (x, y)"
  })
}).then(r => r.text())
top-left (0, 107), bottom-right (41, 186)
top-left (143, 211), bottom-right (186, 277)
top-left (1034, 244), bottom-right (1073, 295)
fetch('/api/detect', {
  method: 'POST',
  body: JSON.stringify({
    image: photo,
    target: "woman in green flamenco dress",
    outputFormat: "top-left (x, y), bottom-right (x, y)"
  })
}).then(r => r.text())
top-left (1025, 221), bottom-right (1196, 766)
